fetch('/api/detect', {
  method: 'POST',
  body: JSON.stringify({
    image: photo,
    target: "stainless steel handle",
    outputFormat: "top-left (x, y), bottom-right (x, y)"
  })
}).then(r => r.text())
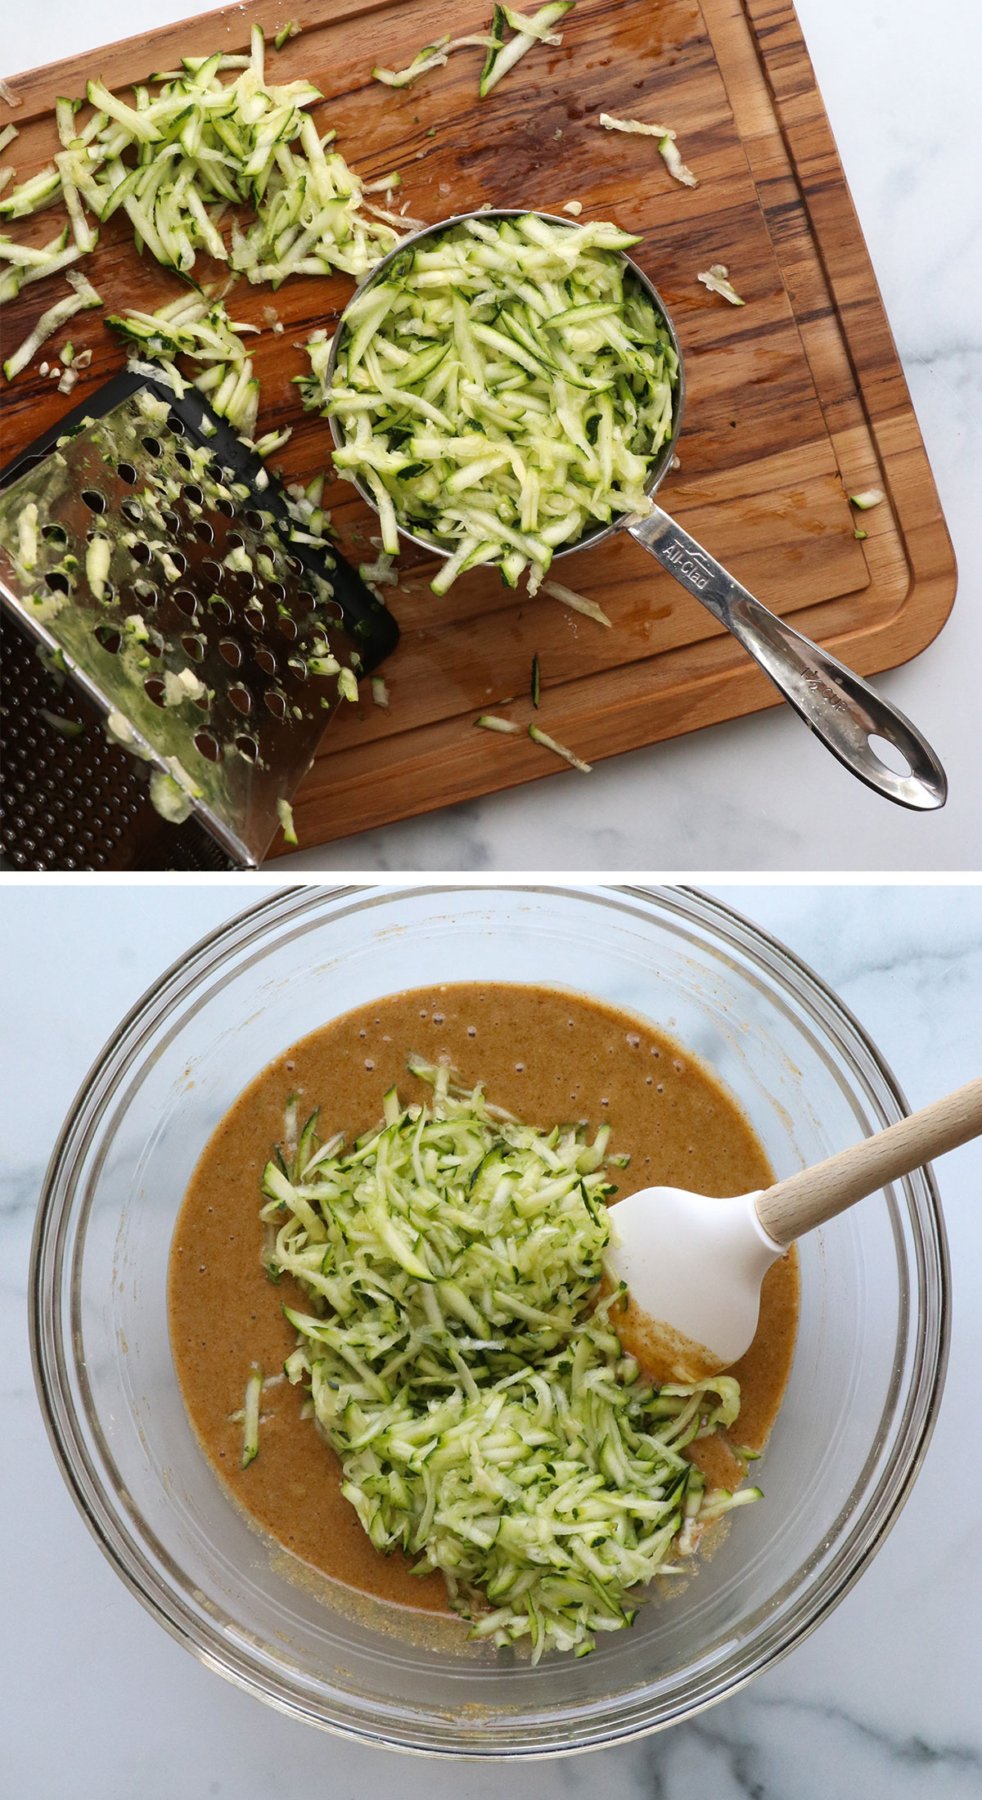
top-left (629, 504), bottom-right (948, 811)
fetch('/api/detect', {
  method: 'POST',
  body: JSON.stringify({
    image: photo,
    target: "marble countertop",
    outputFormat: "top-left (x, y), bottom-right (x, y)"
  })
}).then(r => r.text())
top-left (2, 883), bottom-right (980, 1797)
top-left (5, 1), bottom-right (982, 872)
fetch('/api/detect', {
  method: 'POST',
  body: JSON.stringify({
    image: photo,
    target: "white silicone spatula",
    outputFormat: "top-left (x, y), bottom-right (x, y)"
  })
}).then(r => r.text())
top-left (606, 1074), bottom-right (982, 1380)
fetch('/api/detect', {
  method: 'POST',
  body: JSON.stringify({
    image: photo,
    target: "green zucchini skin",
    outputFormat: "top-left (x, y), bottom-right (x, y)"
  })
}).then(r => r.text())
top-left (259, 1058), bottom-right (756, 1660)
top-left (308, 213), bottom-right (679, 593)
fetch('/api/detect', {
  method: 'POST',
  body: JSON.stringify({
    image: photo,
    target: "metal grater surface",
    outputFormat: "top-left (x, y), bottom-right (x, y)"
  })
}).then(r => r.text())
top-left (1, 611), bottom-right (235, 870)
top-left (0, 370), bottom-right (398, 868)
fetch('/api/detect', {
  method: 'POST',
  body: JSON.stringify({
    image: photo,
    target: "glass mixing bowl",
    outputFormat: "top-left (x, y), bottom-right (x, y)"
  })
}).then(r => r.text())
top-left (31, 886), bottom-right (949, 1757)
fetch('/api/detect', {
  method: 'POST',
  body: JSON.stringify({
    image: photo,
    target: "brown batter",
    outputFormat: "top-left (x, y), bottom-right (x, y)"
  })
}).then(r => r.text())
top-left (169, 983), bottom-right (798, 1617)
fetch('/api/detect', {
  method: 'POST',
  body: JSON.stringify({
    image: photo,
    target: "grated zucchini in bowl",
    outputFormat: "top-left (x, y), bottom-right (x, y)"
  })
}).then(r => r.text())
top-left (299, 212), bottom-right (680, 593)
top-left (260, 1058), bottom-right (759, 1661)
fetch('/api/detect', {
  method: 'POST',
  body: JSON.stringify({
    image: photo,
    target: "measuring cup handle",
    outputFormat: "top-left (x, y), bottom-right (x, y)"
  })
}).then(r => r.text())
top-left (628, 504), bottom-right (947, 811)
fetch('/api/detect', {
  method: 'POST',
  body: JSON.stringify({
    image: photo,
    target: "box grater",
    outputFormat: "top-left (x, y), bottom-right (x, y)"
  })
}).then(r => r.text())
top-left (0, 369), bottom-right (398, 870)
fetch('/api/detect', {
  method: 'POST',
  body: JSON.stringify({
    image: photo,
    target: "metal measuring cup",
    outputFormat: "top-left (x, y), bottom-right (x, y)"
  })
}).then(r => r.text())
top-left (325, 209), bottom-right (946, 810)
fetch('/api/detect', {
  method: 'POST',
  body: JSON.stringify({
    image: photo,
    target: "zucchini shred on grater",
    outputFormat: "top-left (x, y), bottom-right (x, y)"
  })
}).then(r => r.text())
top-left (0, 368), bottom-right (398, 869)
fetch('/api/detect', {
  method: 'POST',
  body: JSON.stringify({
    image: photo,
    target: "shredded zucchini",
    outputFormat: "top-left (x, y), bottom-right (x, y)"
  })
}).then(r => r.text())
top-left (304, 213), bottom-right (678, 591)
top-left (264, 1062), bottom-right (757, 1661)
top-left (149, 768), bottom-right (193, 824)
top-left (598, 111), bottom-right (676, 139)
top-left (697, 264), bottom-right (744, 306)
top-left (529, 721), bottom-right (591, 772)
top-left (542, 578), bottom-right (612, 628)
top-left (241, 1363), bottom-right (264, 1466)
top-left (39, 707), bottom-right (85, 739)
top-left (476, 712), bottom-right (521, 734)
top-left (658, 136), bottom-right (697, 189)
top-left (1, 27), bottom-right (400, 284)
top-left (108, 290), bottom-right (262, 434)
top-left (849, 487), bottom-right (885, 510)
top-left (2, 270), bottom-right (101, 382)
top-left (276, 796), bottom-right (298, 845)
top-left (480, 3), bottom-right (573, 98)
top-left (599, 112), bottom-right (698, 188)
top-left (373, 33), bottom-right (493, 89)
top-left (372, 3), bottom-right (570, 96)
top-left (359, 548), bottom-right (397, 590)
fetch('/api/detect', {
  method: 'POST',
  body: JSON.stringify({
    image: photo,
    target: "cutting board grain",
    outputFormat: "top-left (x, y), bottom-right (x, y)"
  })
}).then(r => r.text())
top-left (0, 0), bottom-right (956, 856)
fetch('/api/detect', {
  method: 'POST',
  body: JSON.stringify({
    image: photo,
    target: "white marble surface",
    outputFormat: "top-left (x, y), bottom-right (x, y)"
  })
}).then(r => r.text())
top-left (1, 882), bottom-right (980, 1797)
top-left (4, 1), bottom-right (982, 872)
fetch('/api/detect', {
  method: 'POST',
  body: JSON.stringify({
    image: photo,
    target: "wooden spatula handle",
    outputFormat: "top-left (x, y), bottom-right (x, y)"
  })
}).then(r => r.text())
top-left (755, 1074), bottom-right (982, 1246)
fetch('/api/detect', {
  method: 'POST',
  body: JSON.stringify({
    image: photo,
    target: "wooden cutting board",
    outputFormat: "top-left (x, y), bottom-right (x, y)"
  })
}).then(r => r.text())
top-left (0, 0), bottom-right (956, 855)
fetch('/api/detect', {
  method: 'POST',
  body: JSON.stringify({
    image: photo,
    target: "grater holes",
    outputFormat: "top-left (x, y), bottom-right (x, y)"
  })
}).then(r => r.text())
top-left (168, 413), bottom-right (187, 436)
top-left (264, 689), bottom-right (287, 720)
top-left (117, 461), bottom-right (138, 484)
top-left (255, 647), bottom-right (277, 676)
top-left (131, 541), bottom-right (151, 566)
top-left (277, 615), bottom-right (298, 641)
top-left (244, 605), bottom-right (265, 632)
top-left (142, 436), bottom-right (164, 458)
top-left (41, 523), bottom-right (68, 545)
top-left (287, 655), bottom-right (307, 682)
top-left (133, 581), bottom-right (158, 607)
top-left (169, 550), bottom-right (188, 576)
top-left (182, 482), bottom-right (204, 507)
top-left (201, 558), bottom-right (223, 585)
top-left (219, 639), bottom-right (242, 668)
top-left (284, 554), bottom-right (303, 576)
top-left (182, 633), bottom-right (205, 663)
top-left (173, 590), bottom-right (198, 619)
top-left (82, 488), bottom-right (107, 514)
top-left (121, 497), bottom-right (143, 525)
top-left (266, 580), bottom-right (287, 603)
top-left (193, 518), bottom-right (215, 543)
top-left (214, 495), bottom-right (236, 518)
top-left (144, 677), bottom-right (166, 707)
top-left (231, 569), bottom-right (256, 596)
top-left (226, 530), bottom-right (245, 550)
top-left (160, 508), bottom-right (181, 534)
top-left (194, 730), bottom-right (221, 762)
top-left (228, 684), bottom-right (252, 715)
top-left (236, 733), bottom-right (259, 762)
top-left (209, 598), bottom-right (233, 625)
top-left (94, 625), bottom-right (121, 653)
top-left (244, 508), bottom-right (267, 530)
top-left (46, 571), bottom-right (72, 595)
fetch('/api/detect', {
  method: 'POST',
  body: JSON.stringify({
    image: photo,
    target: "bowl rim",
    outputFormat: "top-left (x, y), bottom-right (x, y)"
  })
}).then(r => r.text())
top-left (29, 884), bottom-right (951, 1758)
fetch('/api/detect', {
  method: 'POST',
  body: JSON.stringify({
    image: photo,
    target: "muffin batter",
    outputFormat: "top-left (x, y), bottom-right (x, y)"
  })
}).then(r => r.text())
top-left (169, 983), bottom-right (798, 1614)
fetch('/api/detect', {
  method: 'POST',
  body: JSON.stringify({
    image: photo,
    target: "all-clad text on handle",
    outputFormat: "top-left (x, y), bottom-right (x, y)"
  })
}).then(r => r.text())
top-left (628, 504), bottom-right (947, 812)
